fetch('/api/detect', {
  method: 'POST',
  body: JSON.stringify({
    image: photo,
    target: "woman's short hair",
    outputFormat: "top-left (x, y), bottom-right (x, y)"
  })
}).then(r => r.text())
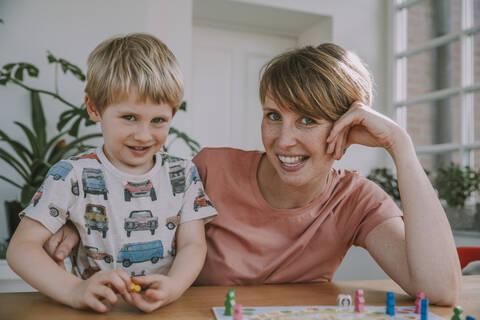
top-left (259, 43), bottom-right (373, 121)
top-left (85, 33), bottom-right (184, 114)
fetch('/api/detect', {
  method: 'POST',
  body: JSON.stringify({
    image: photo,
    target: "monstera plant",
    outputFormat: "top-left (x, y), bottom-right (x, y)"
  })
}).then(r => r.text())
top-left (0, 52), bottom-right (199, 238)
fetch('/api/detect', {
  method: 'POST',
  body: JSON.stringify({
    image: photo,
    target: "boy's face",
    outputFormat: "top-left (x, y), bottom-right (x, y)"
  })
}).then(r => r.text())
top-left (86, 92), bottom-right (173, 175)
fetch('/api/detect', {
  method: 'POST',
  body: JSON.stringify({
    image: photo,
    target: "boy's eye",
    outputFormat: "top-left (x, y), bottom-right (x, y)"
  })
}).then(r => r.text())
top-left (122, 115), bottom-right (135, 121)
top-left (152, 118), bottom-right (165, 124)
top-left (300, 117), bottom-right (316, 126)
top-left (266, 112), bottom-right (281, 121)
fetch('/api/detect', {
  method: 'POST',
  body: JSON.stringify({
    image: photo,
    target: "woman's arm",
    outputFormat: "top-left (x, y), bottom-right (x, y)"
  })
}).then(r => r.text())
top-left (326, 102), bottom-right (461, 305)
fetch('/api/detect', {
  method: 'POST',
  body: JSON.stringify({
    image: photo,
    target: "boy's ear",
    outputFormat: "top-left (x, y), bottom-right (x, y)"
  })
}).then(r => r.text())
top-left (85, 96), bottom-right (101, 122)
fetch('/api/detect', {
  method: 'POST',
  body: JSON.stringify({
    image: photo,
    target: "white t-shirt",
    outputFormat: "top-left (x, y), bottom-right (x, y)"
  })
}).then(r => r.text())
top-left (22, 148), bottom-right (217, 279)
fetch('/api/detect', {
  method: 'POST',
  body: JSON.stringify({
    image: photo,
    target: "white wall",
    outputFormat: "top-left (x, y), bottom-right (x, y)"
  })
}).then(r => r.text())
top-left (0, 0), bottom-right (194, 239)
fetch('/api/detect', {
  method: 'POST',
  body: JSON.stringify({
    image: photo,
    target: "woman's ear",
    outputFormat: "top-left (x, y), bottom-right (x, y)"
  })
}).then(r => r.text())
top-left (85, 96), bottom-right (101, 122)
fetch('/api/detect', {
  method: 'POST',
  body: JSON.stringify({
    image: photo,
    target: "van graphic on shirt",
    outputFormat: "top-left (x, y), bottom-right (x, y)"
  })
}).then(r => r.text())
top-left (117, 240), bottom-right (164, 267)
top-left (124, 210), bottom-right (158, 237)
top-left (82, 168), bottom-right (108, 200)
top-left (84, 203), bottom-right (108, 238)
top-left (165, 214), bottom-right (180, 230)
top-left (46, 161), bottom-right (73, 181)
top-left (124, 180), bottom-right (157, 201)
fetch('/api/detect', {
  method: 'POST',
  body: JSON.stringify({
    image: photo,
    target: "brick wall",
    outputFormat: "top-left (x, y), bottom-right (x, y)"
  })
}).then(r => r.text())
top-left (402, 0), bottom-right (480, 171)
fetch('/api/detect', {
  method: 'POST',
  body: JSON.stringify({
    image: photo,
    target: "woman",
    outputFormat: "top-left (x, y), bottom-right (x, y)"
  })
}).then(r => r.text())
top-left (45, 43), bottom-right (460, 306)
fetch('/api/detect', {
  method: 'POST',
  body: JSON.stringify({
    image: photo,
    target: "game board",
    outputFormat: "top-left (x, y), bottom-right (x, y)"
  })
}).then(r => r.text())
top-left (212, 305), bottom-right (445, 320)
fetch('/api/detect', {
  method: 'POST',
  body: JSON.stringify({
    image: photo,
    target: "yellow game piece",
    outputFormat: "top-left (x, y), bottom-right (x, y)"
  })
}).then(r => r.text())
top-left (129, 282), bottom-right (141, 293)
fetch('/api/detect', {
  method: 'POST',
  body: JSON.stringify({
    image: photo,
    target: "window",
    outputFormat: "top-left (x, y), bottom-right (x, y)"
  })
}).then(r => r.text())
top-left (393, 0), bottom-right (480, 174)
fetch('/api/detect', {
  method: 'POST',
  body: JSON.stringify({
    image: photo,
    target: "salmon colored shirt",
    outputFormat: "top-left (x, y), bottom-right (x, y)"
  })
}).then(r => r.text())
top-left (193, 148), bottom-right (402, 285)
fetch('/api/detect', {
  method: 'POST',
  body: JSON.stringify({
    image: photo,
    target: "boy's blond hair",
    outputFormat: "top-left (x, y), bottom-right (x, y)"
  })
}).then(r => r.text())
top-left (85, 33), bottom-right (183, 114)
top-left (259, 43), bottom-right (373, 121)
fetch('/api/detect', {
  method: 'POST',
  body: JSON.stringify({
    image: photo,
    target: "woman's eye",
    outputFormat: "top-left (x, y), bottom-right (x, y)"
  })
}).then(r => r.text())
top-left (122, 115), bottom-right (135, 121)
top-left (300, 117), bottom-right (316, 125)
top-left (152, 118), bottom-right (165, 124)
top-left (266, 112), bottom-right (281, 121)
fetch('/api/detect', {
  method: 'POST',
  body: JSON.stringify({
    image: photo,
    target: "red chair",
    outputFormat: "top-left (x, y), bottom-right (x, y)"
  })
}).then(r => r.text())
top-left (457, 246), bottom-right (480, 269)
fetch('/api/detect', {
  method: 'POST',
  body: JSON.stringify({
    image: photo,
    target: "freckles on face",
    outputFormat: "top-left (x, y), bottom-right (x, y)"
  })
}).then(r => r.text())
top-left (260, 97), bottom-right (335, 186)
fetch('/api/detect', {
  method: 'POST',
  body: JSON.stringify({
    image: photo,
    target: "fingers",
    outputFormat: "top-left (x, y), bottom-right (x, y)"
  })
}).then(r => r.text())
top-left (130, 292), bottom-right (163, 313)
top-left (109, 271), bottom-right (133, 304)
top-left (55, 222), bottom-right (80, 260)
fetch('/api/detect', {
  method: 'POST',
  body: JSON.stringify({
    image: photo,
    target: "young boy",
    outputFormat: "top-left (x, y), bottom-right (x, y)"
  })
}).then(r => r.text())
top-left (6, 33), bottom-right (217, 313)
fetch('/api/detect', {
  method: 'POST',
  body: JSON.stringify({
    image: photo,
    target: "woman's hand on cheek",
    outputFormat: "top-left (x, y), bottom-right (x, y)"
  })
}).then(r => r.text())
top-left (326, 101), bottom-right (407, 159)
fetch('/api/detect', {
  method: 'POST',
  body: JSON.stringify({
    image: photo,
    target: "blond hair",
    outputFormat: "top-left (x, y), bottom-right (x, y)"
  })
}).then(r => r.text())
top-left (85, 33), bottom-right (183, 114)
top-left (259, 43), bottom-right (373, 121)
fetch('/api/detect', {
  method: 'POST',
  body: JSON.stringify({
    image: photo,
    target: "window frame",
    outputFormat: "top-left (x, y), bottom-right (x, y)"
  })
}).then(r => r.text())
top-left (391, 0), bottom-right (480, 167)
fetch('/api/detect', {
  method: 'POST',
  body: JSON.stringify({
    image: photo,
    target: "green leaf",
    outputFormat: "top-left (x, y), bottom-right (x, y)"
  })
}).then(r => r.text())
top-left (45, 130), bottom-right (69, 157)
top-left (0, 128), bottom-right (33, 163)
top-left (179, 101), bottom-right (187, 112)
top-left (14, 122), bottom-right (40, 158)
top-left (0, 78), bottom-right (8, 86)
top-left (0, 148), bottom-right (29, 180)
top-left (26, 65), bottom-right (39, 77)
top-left (0, 175), bottom-right (22, 189)
top-left (14, 65), bottom-right (24, 81)
top-left (47, 51), bottom-right (57, 64)
top-left (68, 117), bottom-right (81, 137)
top-left (21, 184), bottom-right (38, 207)
top-left (3, 63), bottom-right (16, 72)
top-left (31, 91), bottom-right (47, 153)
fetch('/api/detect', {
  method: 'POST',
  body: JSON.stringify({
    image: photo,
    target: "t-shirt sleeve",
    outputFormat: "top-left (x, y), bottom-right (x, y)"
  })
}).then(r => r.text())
top-left (178, 160), bottom-right (217, 224)
top-left (352, 178), bottom-right (403, 248)
top-left (21, 160), bottom-right (78, 234)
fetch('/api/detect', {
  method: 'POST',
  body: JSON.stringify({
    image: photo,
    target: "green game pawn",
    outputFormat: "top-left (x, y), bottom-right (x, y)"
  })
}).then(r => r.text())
top-left (451, 306), bottom-right (464, 320)
top-left (224, 289), bottom-right (236, 316)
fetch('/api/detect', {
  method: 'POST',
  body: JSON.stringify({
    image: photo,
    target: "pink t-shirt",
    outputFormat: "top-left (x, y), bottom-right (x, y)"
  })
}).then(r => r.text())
top-left (193, 148), bottom-right (402, 285)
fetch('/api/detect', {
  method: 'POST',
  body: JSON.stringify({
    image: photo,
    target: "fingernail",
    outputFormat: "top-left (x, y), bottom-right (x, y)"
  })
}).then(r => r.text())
top-left (57, 252), bottom-right (65, 259)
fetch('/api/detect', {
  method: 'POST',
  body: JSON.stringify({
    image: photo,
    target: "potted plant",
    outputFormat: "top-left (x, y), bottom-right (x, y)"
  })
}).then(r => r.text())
top-left (434, 163), bottom-right (480, 231)
top-left (0, 53), bottom-right (200, 239)
top-left (367, 167), bottom-right (401, 208)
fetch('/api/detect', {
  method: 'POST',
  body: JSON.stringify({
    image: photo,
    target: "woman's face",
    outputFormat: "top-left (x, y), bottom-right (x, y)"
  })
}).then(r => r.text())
top-left (261, 96), bottom-right (335, 189)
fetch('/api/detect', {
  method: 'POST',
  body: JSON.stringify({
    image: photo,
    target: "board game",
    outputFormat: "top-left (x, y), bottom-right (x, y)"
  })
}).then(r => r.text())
top-left (212, 305), bottom-right (445, 320)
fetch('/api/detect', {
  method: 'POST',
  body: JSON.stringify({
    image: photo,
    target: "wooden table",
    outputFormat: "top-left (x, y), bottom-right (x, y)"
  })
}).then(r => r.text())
top-left (0, 276), bottom-right (478, 319)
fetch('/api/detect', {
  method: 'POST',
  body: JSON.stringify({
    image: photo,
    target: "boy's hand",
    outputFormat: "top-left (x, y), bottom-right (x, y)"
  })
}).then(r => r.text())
top-left (43, 221), bottom-right (80, 269)
top-left (129, 274), bottom-right (180, 313)
top-left (70, 269), bottom-right (132, 313)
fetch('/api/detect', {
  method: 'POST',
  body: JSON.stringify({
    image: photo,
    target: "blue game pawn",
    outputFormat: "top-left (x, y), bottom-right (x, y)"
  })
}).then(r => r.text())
top-left (386, 292), bottom-right (395, 316)
top-left (466, 316), bottom-right (475, 320)
top-left (421, 299), bottom-right (429, 320)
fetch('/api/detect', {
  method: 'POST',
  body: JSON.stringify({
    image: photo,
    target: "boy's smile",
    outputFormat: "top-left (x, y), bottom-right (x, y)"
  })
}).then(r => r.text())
top-left (86, 92), bottom-right (173, 175)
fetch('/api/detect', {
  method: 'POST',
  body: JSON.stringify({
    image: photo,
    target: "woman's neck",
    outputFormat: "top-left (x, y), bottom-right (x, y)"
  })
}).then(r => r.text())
top-left (256, 154), bottom-right (330, 210)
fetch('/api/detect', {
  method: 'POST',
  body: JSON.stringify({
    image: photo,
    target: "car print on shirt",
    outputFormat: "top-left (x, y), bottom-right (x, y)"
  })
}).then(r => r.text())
top-left (71, 179), bottom-right (79, 196)
top-left (85, 245), bottom-right (113, 263)
top-left (124, 210), bottom-right (158, 237)
top-left (131, 270), bottom-right (146, 277)
top-left (31, 185), bottom-right (43, 207)
top-left (165, 214), bottom-right (180, 230)
top-left (82, 168), bottom-right (108, 200)
top-left (117, 240), bottom-right (164, 268)
top-left (48, 203), bottom-right (69, 218)
top-left (168, 240), bottom-right (176, 256)
top-left (193, 189), bottom-right (213, 212)
top-left (46, 161), bottom-right (73, 181)
top-left (124, 180), bottom-right (157, 201)
top-left (70, 152), bottom-right (101, 163)
top-left (81, 265), bottom-right (100, 280)
top-left (169, 163), bottom-right (186, 196)
top-left (84, 203), bottom-right (108, 238)
top-left (187, 165), bottom-right (200, 186)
